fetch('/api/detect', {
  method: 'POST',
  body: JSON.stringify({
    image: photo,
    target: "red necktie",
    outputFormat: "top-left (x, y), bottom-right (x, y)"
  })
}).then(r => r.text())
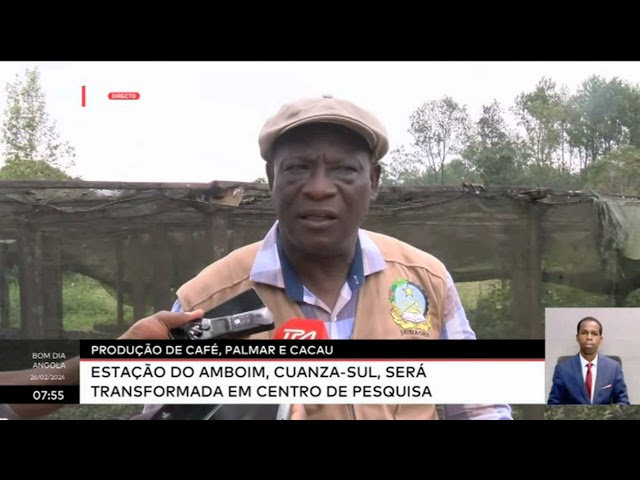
top-left (585, 362), bottom-right (593, 402)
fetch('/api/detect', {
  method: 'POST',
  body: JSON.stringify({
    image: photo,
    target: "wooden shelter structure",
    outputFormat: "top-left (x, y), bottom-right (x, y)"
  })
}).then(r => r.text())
top-left (0, 179), bottom-right (639, 341)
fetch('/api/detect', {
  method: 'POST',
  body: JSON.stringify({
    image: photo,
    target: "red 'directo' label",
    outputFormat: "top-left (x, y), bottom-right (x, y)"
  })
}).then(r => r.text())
top-left (108, 92), bottom-right (140, 100)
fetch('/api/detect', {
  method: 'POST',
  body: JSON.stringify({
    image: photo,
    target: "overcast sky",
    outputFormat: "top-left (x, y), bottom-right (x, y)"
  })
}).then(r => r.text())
top-left (0, 61), bottom-right (638, 183)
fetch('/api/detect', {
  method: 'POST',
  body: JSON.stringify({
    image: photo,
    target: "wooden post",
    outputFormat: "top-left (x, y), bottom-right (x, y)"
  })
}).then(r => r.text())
top-left (207, 213), bottom-right (230, 262)
top-left (510, 203), bottom-right (544, 340)
top-left (152, 227), bottom-right (173, 312)
top-left (527, 205), bottom-right (544, 339)
top-left (123, 234), bottom-right (148, 323)
top-left (41, 232), bottom-right (63, 338)
top-left (510, 203), bottom-right (545, 420)
top-left (17, 229), bottom-right (64, 339)
top-left (226, 217), bottom-right (235, 252)
top-left (19, 228), bottom-right (44, 338)
top-left (0, 243), bottom-right (10, 329)
top-left (115, 237), bottom-right (125, 327)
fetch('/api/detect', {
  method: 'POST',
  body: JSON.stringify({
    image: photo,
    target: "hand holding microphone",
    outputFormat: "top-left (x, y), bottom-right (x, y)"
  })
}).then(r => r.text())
top-left (273, 318), bottom-right (330, 420)
top-left (170, 288), bottom-right (274, 340)
top-left (157, 295), bottom-right (330, 421)
top-left (290, 404), bottom-right (307, 420)
top-left (152, 288), bottom-right (277, 421)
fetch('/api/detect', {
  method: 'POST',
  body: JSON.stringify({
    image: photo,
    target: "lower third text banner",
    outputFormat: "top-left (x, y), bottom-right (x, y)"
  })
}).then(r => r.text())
top-left (79, 339), bottom-right (546, 405)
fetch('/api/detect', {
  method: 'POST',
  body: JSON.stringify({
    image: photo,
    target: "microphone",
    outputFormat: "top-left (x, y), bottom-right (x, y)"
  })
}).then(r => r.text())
top-left (273, 318), bottom-right (330, 419)
top-left (272, 318), bottom-right (330, 340)
top-left (170, 288), bottom-right (275, 340)
top-left (150, 289), bottom-right (278, 421)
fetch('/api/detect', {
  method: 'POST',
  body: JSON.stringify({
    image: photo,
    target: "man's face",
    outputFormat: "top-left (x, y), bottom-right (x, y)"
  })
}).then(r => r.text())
top-left (576, 320), bottom-right (602, 356)
top-left (267, 123), bottom-right (381, 257)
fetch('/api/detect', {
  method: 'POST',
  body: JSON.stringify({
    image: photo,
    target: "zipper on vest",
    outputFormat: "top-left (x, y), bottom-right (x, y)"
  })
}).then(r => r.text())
top-left (346, 404), bottom-right (356, 420)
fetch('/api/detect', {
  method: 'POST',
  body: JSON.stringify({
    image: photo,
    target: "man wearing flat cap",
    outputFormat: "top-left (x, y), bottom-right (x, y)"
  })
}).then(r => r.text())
top-left (167, 94), bottom-right (513, 420)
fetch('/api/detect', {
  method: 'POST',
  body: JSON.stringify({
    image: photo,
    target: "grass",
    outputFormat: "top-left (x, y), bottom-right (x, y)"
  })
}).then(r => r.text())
top-left (61, 274), bottom-right (134, 332)
top-left (7, 272), bottom-right (134, 332)
top-left (46, 404), bottom-right (143, 420)
top-left (7, 273), bottom-right (494, 333)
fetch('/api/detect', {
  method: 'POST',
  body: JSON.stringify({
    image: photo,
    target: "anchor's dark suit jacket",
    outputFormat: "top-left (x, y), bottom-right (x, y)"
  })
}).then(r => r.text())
top-left (547, 354), bottom-right (630, 405)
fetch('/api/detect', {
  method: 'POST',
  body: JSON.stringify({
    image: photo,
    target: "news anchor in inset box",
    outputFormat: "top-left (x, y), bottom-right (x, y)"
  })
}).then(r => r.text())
top-left (547, 316), bottom-right (630, 405)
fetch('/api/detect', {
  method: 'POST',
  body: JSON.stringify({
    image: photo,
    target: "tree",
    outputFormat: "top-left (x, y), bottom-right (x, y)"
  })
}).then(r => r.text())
top-left (383, 96), bottom-right (472, 186)
top-left (461, 100), bottom-right (524, 186)
top-left (408, 96), bottom-right (472, 184)
top-left (511, 77), bottom-right (565, 169)
top-left (0, 67), bottom-right (76, 180)
top-left (583, 145), bottom-right (640, 196)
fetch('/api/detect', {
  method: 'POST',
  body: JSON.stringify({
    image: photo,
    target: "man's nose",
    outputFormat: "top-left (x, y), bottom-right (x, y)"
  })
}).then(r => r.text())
top-left (303, 168), bottom-right (338, 199)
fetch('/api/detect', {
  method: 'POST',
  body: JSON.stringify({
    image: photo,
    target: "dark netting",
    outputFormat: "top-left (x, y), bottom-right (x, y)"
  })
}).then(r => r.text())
top-left (1, 180), bottom-right (639, 419)
top-left (593, 194), bottom-right (640, 285)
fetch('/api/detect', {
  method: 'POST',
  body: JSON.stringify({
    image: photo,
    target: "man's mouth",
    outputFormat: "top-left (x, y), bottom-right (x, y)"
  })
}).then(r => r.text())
top-left (299, 210), bottom-right (338, 222)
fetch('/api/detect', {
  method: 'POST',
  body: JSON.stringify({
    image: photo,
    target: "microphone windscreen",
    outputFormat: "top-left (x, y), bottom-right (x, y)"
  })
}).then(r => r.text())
top-left (273, 318), bottom-right (329, 340)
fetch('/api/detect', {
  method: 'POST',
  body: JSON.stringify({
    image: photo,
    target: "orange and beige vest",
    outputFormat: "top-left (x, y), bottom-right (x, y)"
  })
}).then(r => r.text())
top-left (176, 230), bottom-right (449, 420)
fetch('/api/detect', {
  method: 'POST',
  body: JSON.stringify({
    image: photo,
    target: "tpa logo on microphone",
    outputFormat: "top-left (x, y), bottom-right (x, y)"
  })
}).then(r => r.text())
top-left (282, 329), bottom-right (317, 340)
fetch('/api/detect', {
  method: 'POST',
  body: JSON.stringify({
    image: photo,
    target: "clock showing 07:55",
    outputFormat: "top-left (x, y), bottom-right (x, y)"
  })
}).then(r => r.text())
top-left (32, 389), bottom-right (65, 402)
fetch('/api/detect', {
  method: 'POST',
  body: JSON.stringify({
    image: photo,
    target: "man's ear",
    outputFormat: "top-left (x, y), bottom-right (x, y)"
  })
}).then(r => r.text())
top-left (370, 162), bottom-right (381, 201)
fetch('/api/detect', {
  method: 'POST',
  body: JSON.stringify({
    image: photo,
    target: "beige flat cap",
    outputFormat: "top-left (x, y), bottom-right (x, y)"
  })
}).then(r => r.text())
top-left (258, 94), bottom-right (389, 163)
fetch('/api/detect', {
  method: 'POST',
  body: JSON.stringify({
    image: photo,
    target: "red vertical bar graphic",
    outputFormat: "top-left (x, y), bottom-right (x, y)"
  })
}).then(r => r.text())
top-left (81, 86), bottom-right (86, 107)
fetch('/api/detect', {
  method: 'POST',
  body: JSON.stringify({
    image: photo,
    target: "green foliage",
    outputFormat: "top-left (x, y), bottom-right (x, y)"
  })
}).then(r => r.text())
top-left (545, 405), bottom-right (640, 420)
top-left (0, 67), bottom-right (76, 180)
top-left (0, 158), bottom-right (71, 180)
top-left (624, 288), bottom-right (640, 306)
top-left (459, 280), bottom-right (620, 341)
top-left (466, 281), bottom-right (515, 339)
top-left (583, 145), bottom-right (640, 196)
top-left (542, 284), bottom-right (614, 309)
top-left (381, 155), bottom-right (481, 186)
top-left (383, 73), bottom-right (640, 194)
top-left (46, 404), bottom-right (142, 420)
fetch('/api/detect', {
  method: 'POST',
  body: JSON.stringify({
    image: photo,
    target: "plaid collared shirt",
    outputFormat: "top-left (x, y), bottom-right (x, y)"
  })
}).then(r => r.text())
top-left (171, 221), bottom-right (513, 420)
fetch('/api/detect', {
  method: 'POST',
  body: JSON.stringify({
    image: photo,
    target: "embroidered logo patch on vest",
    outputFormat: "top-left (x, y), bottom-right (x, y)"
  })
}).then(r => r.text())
top-left (389, 278), bottom-right (432, 337)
